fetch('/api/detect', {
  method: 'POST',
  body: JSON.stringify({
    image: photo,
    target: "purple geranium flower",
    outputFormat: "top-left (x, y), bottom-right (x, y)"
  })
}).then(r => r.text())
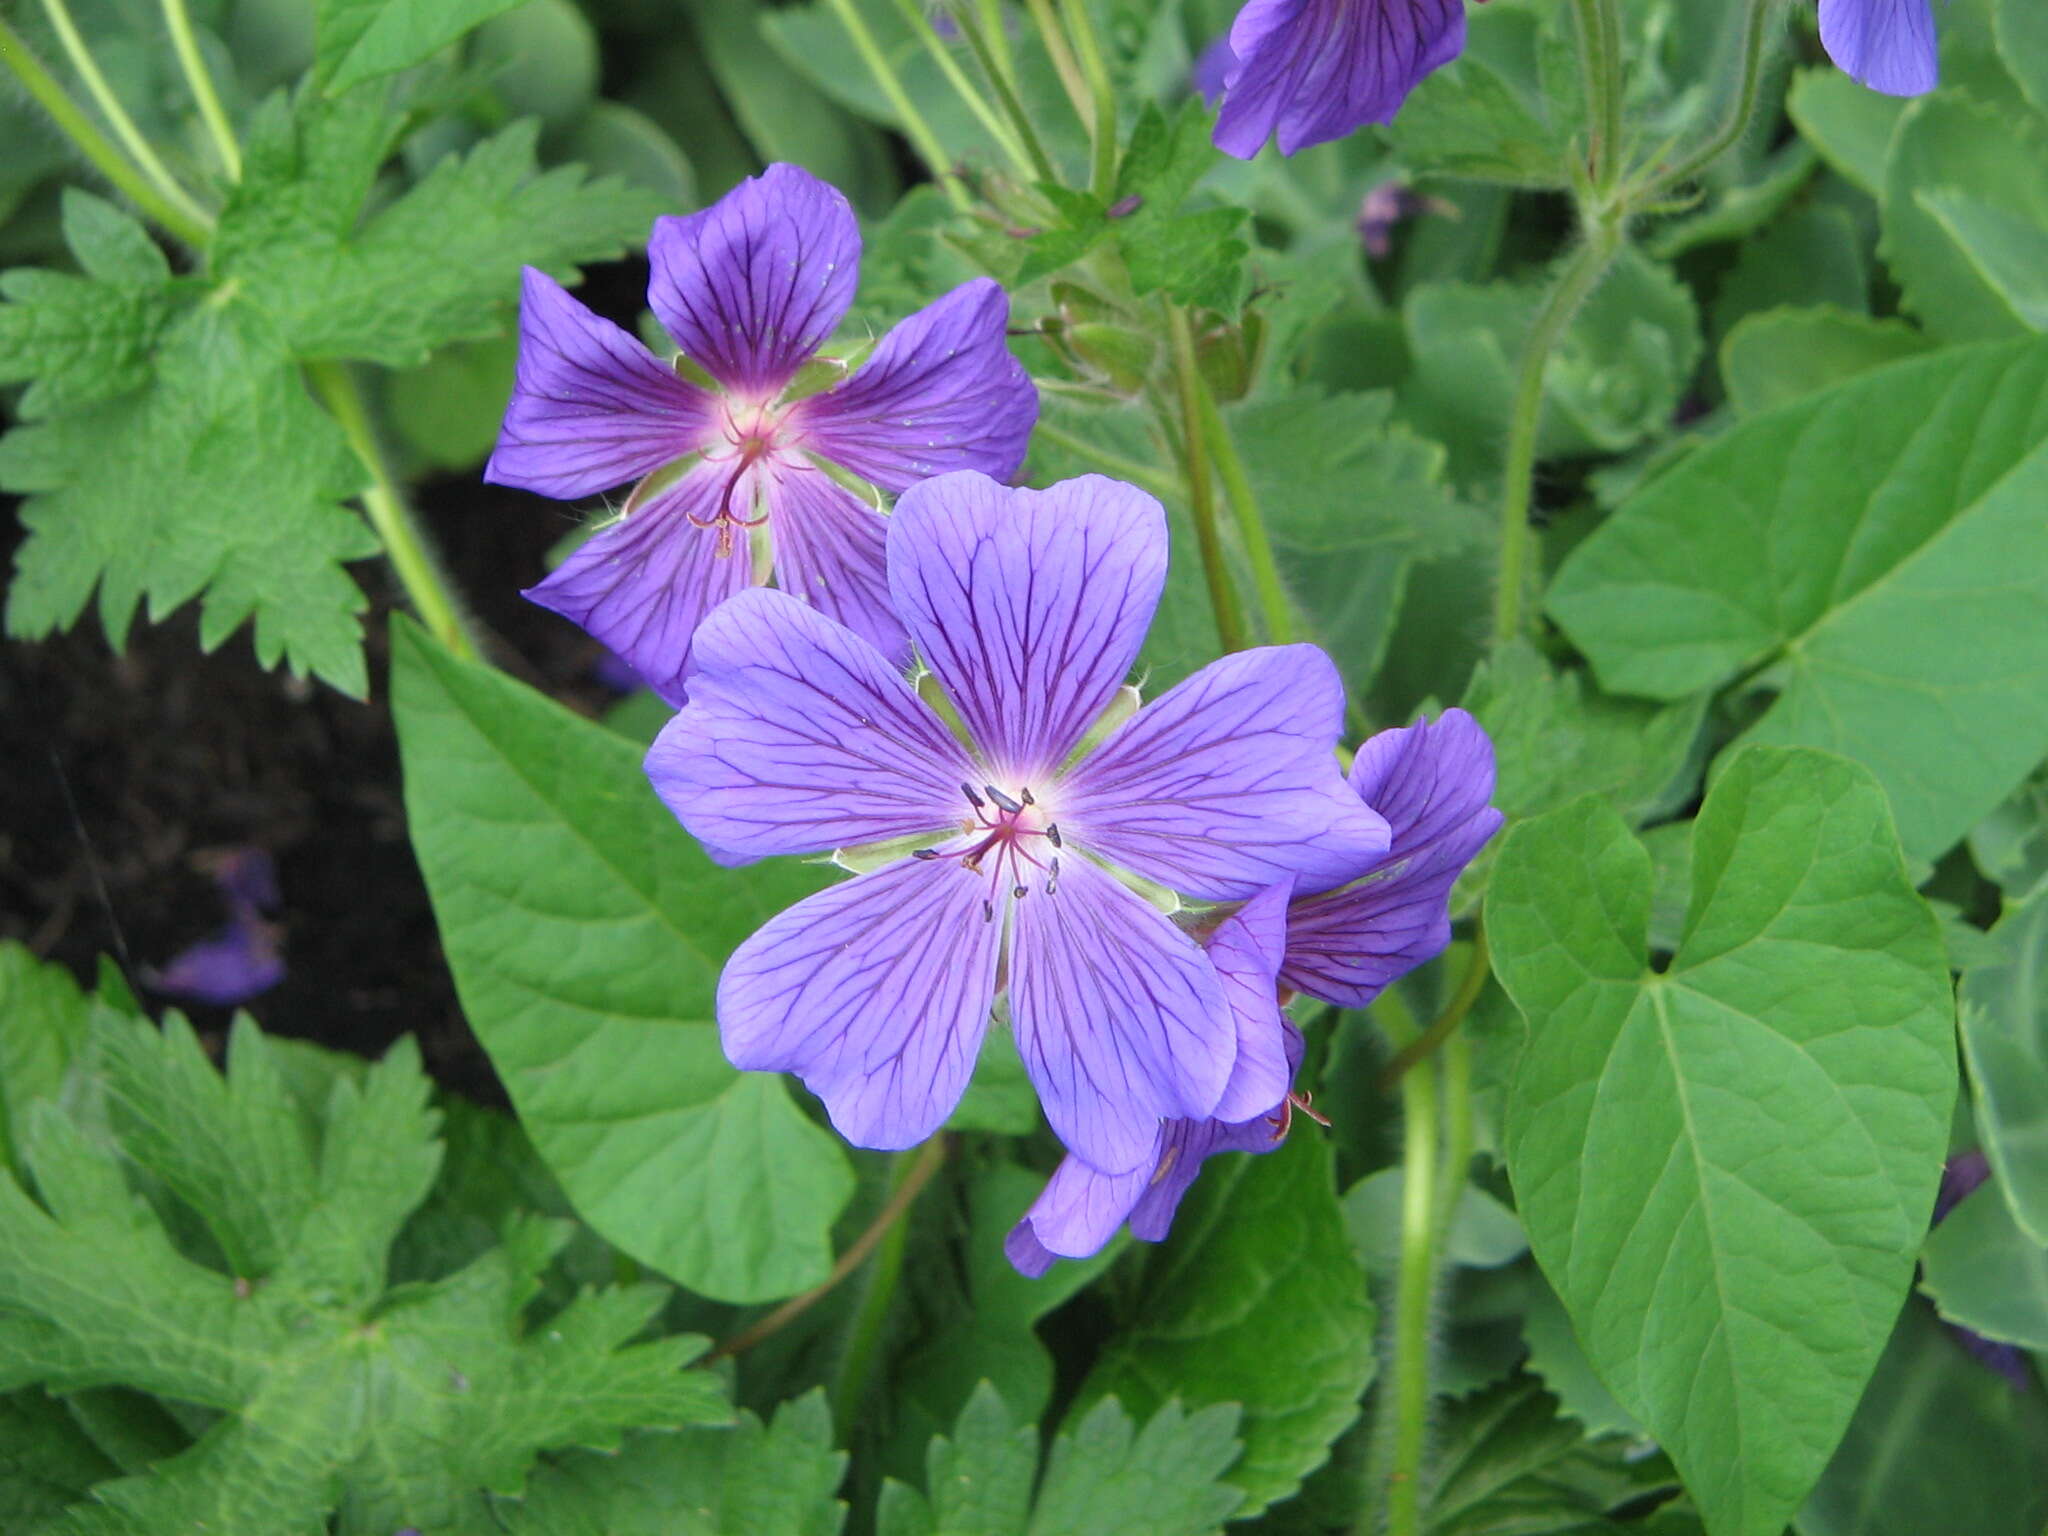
top-left (1281, 709), bottom-right (1502, 1009)
top-left (1818, 0), bottom-right (1937, 96)
top-left (486, 163), bottom-right (1038, 704)
top-left (644, 471), bottom-right (1390, 1173)
top-left (1211, 0), bottom-right (1466, 160)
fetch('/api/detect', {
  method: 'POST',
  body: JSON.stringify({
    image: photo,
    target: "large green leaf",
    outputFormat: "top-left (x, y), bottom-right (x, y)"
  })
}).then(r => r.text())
top-left (1718, 307), bottom-right (1935, 418)
top-left (389, 618), bottom-right (854, 1303)
top-left (1959, 893), bottom-right (2048, 1243)
top-left (1487, 748), bottom-right (1956, 1536)
top-left (1548, 339), bottom-right (2048, 861)
top-left (1078, 1132), bottom-right (1374, 1518)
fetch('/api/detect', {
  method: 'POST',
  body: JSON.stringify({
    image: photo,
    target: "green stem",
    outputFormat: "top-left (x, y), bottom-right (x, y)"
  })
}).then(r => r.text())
top-left (1190, 364), bottom-right (1294, 644)
top-left (1645, 0), bottom-right (1774, 195)
top-left (1379, 931), bottom-right (1490, 1091)
top-left (160, 0), bottom-right (240, 182)
top-left (1377, 991), bottom-right (1440, 1536)
top-left (822, 0), bottom-right (972, 211)
top-left (0, 15), bottom-right (211, 244)
top-left (1031, 415), bottom-right (1185, 501)
top-left (975, 0), bottom-right (1014, 82)
top-left (829, 1138), bottom-right (948, 1437)
top-left (1021, 0), bottom-right (1095, 139)
top-left (37, 0), bottom-right (213, 236)
top-left (1055, 0), bottom-right (1118, 196)
top-left (306, 361), bottom-right (479, 662)
top-left (1490, 229), bottom-right (1620, 647)
top-left (953, 1), bottom-right (1059, 183)
top-left (1166, 305), bottom-right (1249, 653)
top-left (889, 0), bottom-right (1034, 181)
top-left (1567, 0), bottom-right (1622, 190)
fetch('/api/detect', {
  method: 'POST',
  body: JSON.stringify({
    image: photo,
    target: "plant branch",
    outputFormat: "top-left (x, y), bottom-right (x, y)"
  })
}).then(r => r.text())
top-left (953, 0), bottom-right (1059, 183)
top-left (1055, 0), bottom-right (1118, 196)
top-left (1373, 990), bottom-right (1441, 1536)
top-left (889, 0), bottom-right (1035, 182)
top-left (160, 0), bottom-right (240, 182)
top-left (823, 0), bottom-right (972, 211)
top-left (1380, 931), bottom-right (1490, 1090)
top-left (1166, 305), bottom-right (1249, 653)
top-left (1645, 0), bottom-right (1776, 195)
top-left (1032, 415), bottom-right (1185, 501)
top-left (1020, 0), bottom-right (1094, 139)
top-left (1190, 363), bottom-right (1294, 644)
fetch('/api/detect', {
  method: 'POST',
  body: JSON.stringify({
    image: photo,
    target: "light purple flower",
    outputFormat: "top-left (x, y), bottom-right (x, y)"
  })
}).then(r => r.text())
top-left (486, 163), bottom-right (1038, 704)
top-left (1211, 0), bottom-right (1465, 160)
top-left (644, 471), bottom-right (1390, 1172)
top-left (1004, 882), bottom-right (1312, 1275)
top-left (1280, 709), bottom-right (1502, 1009)
top-left (1818, 0), bottom-right (1937, 97)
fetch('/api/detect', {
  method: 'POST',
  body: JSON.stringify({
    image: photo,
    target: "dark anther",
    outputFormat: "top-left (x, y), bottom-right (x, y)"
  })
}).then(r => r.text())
top-left (985, 785), bottom-right (1024, 814)
top-left (1045, 823), bottom-right (1063, 848)
top-left (1019, 786), bottom-right (1035, 805)
top-left (1012, 882), bottom-right (1028, 899)
top-left (911, 848), bottom-right (940, 861)
top-left (982, 899), bottom-right (995, 923)
top-left (961, 782), bottom-right (986, 809)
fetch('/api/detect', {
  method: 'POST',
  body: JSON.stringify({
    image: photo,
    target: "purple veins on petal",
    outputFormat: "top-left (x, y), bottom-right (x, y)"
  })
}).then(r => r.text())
top-left (645, 587), bottom-right (976, 861)
top-left (1213, 0), bottom-right (1466, 159)
top-left (1280, 708), bottom-right (1503, 1009)
top-left (1059, 644), bottom-right (1390, 902)
top-left (762, 464), bottom-right (908, 666)
top-left (887, 471), bottom-right (1168, 781)
top-left (788, 278), bottom-right (1038, 492)
top-left (1818, 0), bottom-right (1937, 97)
top-left (648, 163), bottom-right (862, 398)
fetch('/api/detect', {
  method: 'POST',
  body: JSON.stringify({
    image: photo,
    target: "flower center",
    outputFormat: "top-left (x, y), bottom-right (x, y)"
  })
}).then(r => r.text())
top-left (911, 782), bottom-right (1065, 921)
top-left (693, 405), bottom-right (793, 558)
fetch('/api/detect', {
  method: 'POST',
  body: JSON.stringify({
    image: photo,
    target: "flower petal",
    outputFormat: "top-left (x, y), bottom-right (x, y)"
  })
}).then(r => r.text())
top-left (1818, 0), bottom-right (1938, 96)
top-left (1125, 1090), bottom-right (1294, 1242)
top-left (888, 472), bottom-right (1166, 781)
top-left (1009, 853), bottom-right (1235, 1174)
top-left (718, 856), bottom-right (1002, 1149)
top-left (1208, 880), bottom-right (1295, 1123)
top-left (788, 278), bottom-right (1037, 493)
top-left (1214, 0), bottom-right (1466, 159)
top-left (486, 266), bottom-right (717, 499)
top-left (648, 163), bottom-right (860, 398)
top-left (1059, 644), bottom-right (1389, 902)
top-left (1280, 708), bottom-right (1504, 1008)
top-left (646, 587), bottom-right (977, 860)
top-left (1003, 1148), bottom-right (1155, 1275)
top-left (764, 464), bottom-right (909, 667)
top-left (523, 464), bottom-right (752, 706)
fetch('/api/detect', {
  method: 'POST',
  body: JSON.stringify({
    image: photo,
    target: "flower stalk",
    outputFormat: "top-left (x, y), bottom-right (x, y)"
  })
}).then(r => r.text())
top-left (1646, 0), bottom-right (1777, 195)
top-left (1189, 361), bottom-right (1295, 644)
top-left (1055, 0), bottom-right (1119, 196)
top-left (1375, 986), bottom-right (1443, 1536)
top-left (160, 0), bottom-right (241, 183)
top-left (822, 0), bottom-right (973, 211)
top-left (888, 0), bottom-right (1037, 183)
top-left (1167, 305), bottom-right (1250, 653)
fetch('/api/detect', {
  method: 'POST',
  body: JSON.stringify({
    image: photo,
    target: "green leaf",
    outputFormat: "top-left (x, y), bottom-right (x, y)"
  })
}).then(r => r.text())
top-left (0, 1389), bottom-right (121, 1528)
top-left (1380, 2), bottom-right (1576, 187)
top-left (1881, 92), bottom-right (2048, 342)
top-left (0, 945), bottom-right (92, 1175)
top-left (1079, 1133), bottom-right (1374, 1517)
top-left (1423, 1377), bottom-right (1666, 1536)
top-left (1797, 1299), bottom-right (2048, 1536)
top-left (1998, 0), bottom-right (2048, 114)
top-left (1110, 103), bottom-right (1247, 311)
top-left (1520, 1282), bottom-right (1642, 1439)
top-left (1958, 893), bottom-right (2048, 1244)
top-left (1709, 206), bottom-right (1869, 338)
top-left (1918, 188), bottom-right (2048, 331)
top-left (385, 331), bottom-right (517, 472)
top-left (1785, 67), bottom-right (1906, 197)
top-left (1719, 306), bottom-right (1936, 417)
top-left (1548, 338), bottom-right (2048, 862)
top-left (389, 618), bottom-right (855, 1303)
top-left (1487, 748), bottom-right (1956, 1536)
top-left (316, 0), bottom-right (525, 93)
top-left (502, 1391), bottom-right (847, 1536)
top-left (1920, 1183), bottom-right (2048, 1348)
top-left (1341, 1169), bottom-right (1526, 1278)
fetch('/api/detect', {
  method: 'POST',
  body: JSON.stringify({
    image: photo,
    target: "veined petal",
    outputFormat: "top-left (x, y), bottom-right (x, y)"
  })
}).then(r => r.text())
top-left (1280, 709), bottom-right (1504, 1008)
top-left (486, 266), bottom-right (717, 499)
top-left (764, 465), bottom-right (908, 667)
top-left (718, 857), bottom-right (1001, 1149)
top-left (1214, 0), bottom-right (1465, 159)
top-left (1125, 1088), bottom-right (1295, 1242)
top-left (788, 278), bottom-right (1037, 492)
top-left (1009, 853), bottom-right (1234, 1174)
top-left (888, 472), bottom-right (1166, 781)
top-left (1003, 1148), bottom-right (1155, 1276)
top-left (1059, 644), bottom-right (1389, 902)
top-left (646, 588), bottom-right (976, 860)
top-left (523, 464), bottom-right (751, 707)
top-left (1818, 0), bottom-right (1937, 96)
top-left (648, 163), bottom-right (859, 398)
top-left (1208, 880), bottom-right (1294, 1123)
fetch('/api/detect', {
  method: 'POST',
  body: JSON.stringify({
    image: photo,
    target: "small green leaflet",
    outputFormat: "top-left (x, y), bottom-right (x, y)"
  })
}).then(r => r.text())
top-left (1487, 747), bottom-right (1956, 1536)
top-left (389, 617), bottom-right (856, 1304)
top-left (316, 0), bottom-right (528, 94)
top-left (1718, 306), bottom-right (1935, 417)
top-left (0, 942), bottom-right (93, 1175)
top-left (1549, 337), bottom-right (2048, 862)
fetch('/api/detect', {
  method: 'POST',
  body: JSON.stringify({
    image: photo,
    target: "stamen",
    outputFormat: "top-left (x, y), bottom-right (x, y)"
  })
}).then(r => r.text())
top-left (1019, 787), bottom-right (1035, 805)
top-left (982, 899), bottom-right (995, 923)
top-left (960, 783), bottom-right (986, 809)
top-left (985, 785), bottom-right (1024, 814)
top-left (1149, 1145), bottom-right (1181, 1186)
top-left (1045, 823), bottom-right (1063, 849)
top-left (1012, 882), bottom-right (1028, 899)
top-left (911, 848), bottom-right (941, 861)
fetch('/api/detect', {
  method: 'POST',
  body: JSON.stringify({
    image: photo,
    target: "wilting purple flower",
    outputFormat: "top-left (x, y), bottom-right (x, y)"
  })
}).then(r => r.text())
top-left (146, 848), bottom-right (285, 1007)
top-left (487, 163), bottom-right (1038, 704)
top-left (1281, 709), bottom-right (1502, 1008)
top-left (1818, 0), bottom-right (1937, 96)
top-left (645, 472), bottom-right (1390, 1172)
top-left (1005, 882), bottom-right (1310, 1274)
top-left (1211, 0), bottom-right (1466, 160)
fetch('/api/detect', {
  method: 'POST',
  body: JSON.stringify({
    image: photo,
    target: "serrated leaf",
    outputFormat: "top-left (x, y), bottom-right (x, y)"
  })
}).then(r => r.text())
top-left (1718, 306), bottom-right (1936, 417)
top-left (317, 0), bottom-right (526, 94)
top-left (1424, 1377), bottom-right (1659, 1536)
top-left (1918, 188), bottom-right (2048, 331)
top-left (389, 618), bottom-right (855, 1304)
top-left (1079, 1132), bottom-right (1374, 1517)
top-left (0, 1389), bottom-right (120, 1528)
top-left (1785, 67), bottom-right (1905, 198)
top-left (1548, 338), bottom-right (2048, 862)
top-left (1958, 893), bottom-right (2048, 1244)
top-left (0, 943), bottom-right (92, 1175)
top-left (1487, 747), bottom-right (1956, 1536)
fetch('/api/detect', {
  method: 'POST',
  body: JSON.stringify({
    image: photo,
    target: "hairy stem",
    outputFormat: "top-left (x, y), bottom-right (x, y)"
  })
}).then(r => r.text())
top-left (159, 0), bottom-right (239, 182)
top-left (306, 361), bottom-right (479, 663)
top-left (1031, 415), bottom-right (1185, 501)
top-left (975, 0), bottom-right (1015, 81)
top-left (829, 1138), bottom-right (949, 1434)
top-left (1190, 364), bottom-right (1294, 644)
top-left (1376, 991), bottom-right (1441, 1536)
top-left (953, 1), bottom-right (1059, 184)
top-left (2, 12), bottom-right (212, 244)
top-left (1055, 0), bottom-right (1118, 196)
top-left (889, 0), bottom-right (1035, 181)
top-left (1646, 0), bottom-right (1775, 195)
top-left (1021, 0), bottom-right (1095, 139)
top-left (1167, 305), bottom-right (1249, 653)
top-left (823, 0), bottom-right (972, 211)
top-left (1379, 931), bottom-right (1491, 1090)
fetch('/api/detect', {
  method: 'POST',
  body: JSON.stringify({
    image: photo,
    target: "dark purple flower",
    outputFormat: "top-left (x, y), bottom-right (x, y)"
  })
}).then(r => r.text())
top-left (1819, 0), bottom-right (1937, 96)
top-left (1281, 709), bottom-right (1502, 1009)
top-left (487, 163), bottom-right (1038, 704)
top-left (1005, 882), bottom-right (1309, 1274)
top-left (644, 472), bottom-right (1390, 1171)
top-left (146, 848), bottom-right (285, 1007)
top-left (1212, 0), bottom-right (1466, 160)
